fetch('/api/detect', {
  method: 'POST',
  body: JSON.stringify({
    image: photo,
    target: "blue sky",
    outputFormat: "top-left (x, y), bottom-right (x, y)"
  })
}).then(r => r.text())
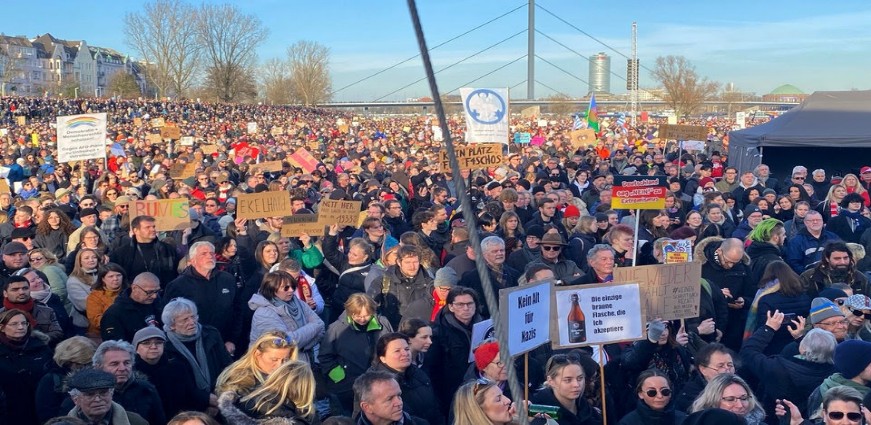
top-left (4, 1), bottom-right (871, 101)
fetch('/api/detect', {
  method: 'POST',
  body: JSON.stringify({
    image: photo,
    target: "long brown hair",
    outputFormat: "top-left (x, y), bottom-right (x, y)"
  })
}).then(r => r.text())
top-left (36, 208), bottom-right (76, 235)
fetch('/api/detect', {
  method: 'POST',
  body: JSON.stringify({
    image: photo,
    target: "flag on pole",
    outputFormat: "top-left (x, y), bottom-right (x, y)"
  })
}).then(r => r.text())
top-left (572, 114), bottom-right (583, 130)
top-left (586, 94), bottom-right (599, 133)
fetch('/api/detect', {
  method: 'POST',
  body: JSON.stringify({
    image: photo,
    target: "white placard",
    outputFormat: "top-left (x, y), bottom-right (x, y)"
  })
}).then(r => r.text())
top-left (468, 319), bottom-right (494, 362)
top-left (460, 87), bottom-right (509, 144)
top-left (57, 113), bottom-right (107, 163)
top-left (180, 136), bottom-right (195, 146)
top-left (500, 281), bottom-right (552, 356)
top-left (736, 111), bottom-right (746, 129)
top-left (247, 122), bottom-right (258, 134)
top-left (552, 282), bottom-right (644, 348)
top-left (678, 140), bottom-right (706, 151)
top-left (537, 119), bottom-right (548, 127)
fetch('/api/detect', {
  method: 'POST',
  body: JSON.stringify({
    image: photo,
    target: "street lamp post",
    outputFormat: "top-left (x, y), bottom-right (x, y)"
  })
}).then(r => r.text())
top-left (74, 87), bottom-right (78, 99)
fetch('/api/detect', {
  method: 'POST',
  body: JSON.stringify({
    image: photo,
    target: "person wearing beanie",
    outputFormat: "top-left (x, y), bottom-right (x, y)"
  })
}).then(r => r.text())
top-left (826, 192), bottom-right (871, 243)
top-left (468, 341), bottom-right (510, 396)
top-left (506, 224), bottom-right (544, 273)
top-left (431, 267), bottom-right (457, 321)
top-left (780, 297), bottom-right (850, 358)
top-left (732, 204), bottom-right (764, 241)
top-left (806, 339), bottom-right (871, 417)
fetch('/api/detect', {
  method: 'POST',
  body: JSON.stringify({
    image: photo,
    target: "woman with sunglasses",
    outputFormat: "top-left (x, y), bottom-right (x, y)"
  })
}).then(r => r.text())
top-left (842, 295), bottom-right (871, 341)
top-left (622, 319), bottom-right (693, 399)
top-left (618, 369), bottom-right (685, 425)
top-left (530, 353), bottom-right (602, 425)
top-left (690, 373), bottom-right (765, 424)
top-left (248, 271), bottom-right (324, 364)
top-left (453, 378), bottom-right (520, 425)
top-left (775, 386), bottom-right (871, 425)
top-left (369, 332), bottom-right (444, 425)
top-left (27, 248), bottom-right (70, 307)
top-left (216, 331), bottom-right (298, 398)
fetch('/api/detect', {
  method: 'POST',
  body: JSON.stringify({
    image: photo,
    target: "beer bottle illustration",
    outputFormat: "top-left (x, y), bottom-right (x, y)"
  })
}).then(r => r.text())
top-left (568, 293), bottom-right (587, 343)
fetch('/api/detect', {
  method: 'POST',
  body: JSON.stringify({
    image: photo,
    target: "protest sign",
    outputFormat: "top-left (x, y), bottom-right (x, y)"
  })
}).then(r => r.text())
top-left (736, 111), bottom-right (747, 129)
top-left (438, 143), bottom-right (503, 171)
top-left (129, 199), bottom-right (191, 231)
top-left (287, 148), bottom-right (318, 173)
top-left (16, 116), bottom-right (26, 125)
top-left (514, 132), bottom-right (531, 144)
top-left (679, 140), bottom-right (706, 151)
top-left (57, 113), bottom-right (108, 163)
top-left (551, 282), bottom-right (644, 348)
top-left (169, 162), bottom-right (197, 179)
top-left (270, 126), bottom-right (284, 136)
top-left (160, 126), bottom-right (181, 140)
top-left (570, 129), bottom-right (597, 149)
top-left (317, 200), bottom-right (362, 226)
top-left (150, 118), bottom-right (165, 128)
top-left (611, 176), bottom-right (667, 210)
top-left (658, 124), bottom-right (708, 141)
top-left (247, 122), bottom-right (258, 134)
top-left (237, 191), bottom-right (291, 220)
top-left (251, 161), bottom-right (284, 173)
top-left (281, 214), bottom-right (326, 237)
top-left (460, 88), bottom-right (509, 144)
top-left (339, 124), bottom-right (350, 134)
top-left (201, 144), bottom-right (218, 155)
top-left (663, 239), bottom-right (693, 264)
top-left (500, 281), bottom-right (552, 356)
top-left (468, 319), bottom-right (495, 361)
top-left (146, 134), bottom-right (162, 144)
top-left (432, 125), bottom-right (443, 142)
top-left (180, 136), bottom-right (195, 146)
top-left (0, 179), bottom-right (10, 195)
top-left (537, 119), bottom-right (547, 127)
top-left (133, 118), bottom-right (143, 126)
top-left (613, 262), bottom-right (702, 321)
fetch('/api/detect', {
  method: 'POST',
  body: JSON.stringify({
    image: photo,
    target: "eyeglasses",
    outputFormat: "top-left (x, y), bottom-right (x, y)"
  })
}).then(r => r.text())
top-left (793, 176), bottom-right (805, 180)
top-left (79, 389), bottom-right (113, 400)
top-left (721, 395), bottom-right (751, 403)
top-left (473, 377), bottom-right (493, 395)
top-left (827, 411), bottom-right (863, 421)
top-left (542, 246), bottom-right (562, 251)
top-left (702, 363), bottom-right (735, 373)
top-left (139, 340), bottom-right (165, 347)
top-left (819, 319), bottom-right (849, 327)
top-left (645, 388), bottom-right (672, 398)
top-left (134, 284), bottom-right (160, 296)
top-left (451, 301), bottom-right (475, 309)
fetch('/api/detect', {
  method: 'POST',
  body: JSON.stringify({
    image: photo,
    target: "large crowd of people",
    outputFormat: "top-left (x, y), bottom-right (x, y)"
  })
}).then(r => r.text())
top-left (0, 95), bottom-right (870, 425)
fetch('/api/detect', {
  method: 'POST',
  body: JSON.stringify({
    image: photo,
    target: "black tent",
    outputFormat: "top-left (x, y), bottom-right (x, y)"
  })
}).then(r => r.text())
top-left (728, 90), bottom-right (871, 177)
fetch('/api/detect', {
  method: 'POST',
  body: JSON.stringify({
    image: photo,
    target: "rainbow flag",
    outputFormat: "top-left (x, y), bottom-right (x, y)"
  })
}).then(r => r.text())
top-left (586, 94), bottom-right (599, 133)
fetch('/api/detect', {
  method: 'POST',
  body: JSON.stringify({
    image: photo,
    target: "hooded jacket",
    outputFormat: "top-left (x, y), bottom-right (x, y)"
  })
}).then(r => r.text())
top-left (530, 386), bottom-right (603, 425)
top-left (248, 293), bottom-right (325, 363)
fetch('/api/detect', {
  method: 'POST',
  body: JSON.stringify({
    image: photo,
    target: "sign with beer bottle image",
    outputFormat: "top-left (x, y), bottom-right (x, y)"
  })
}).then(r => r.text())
top-left (551, 282), bottom-right (645, 349)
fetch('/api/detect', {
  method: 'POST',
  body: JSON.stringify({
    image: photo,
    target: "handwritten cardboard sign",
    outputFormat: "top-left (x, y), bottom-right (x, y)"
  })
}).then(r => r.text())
top-left (281, 214), bottom-right (326, 237)
top-left (129, 199), bottom-right (191, 231)
top-left (438, 143), bottom-right (503, 171)
top-left (570, 129), bottom-right (597, 149)
top-left (0, 179), bottom-right (10, 195)
top-left (237, 191), bottom-right (291, 220)
top-left (317, 199), bottom-right (362, 226)
top-left (251, 161), bottom-right (284, 173)
top-left (16, 116), bottom-right (25, 125)
top-left (146, 134), bottom-right (162, 144)
top-left (169, 162), bottom-right (197, 179)
top-left (613, 262), bottom-right (702, 321)
top-left (150, 118), bottom-right (166, 128)
top-left (201, 145), bottom-right (218, 155)
top-left (160, 126), bottom-right (181, 140)
top-left (287, 148), bottom-right (318, 173)
top-left (270, 126), bottom-right (284, 136)
top-left (133, 118), bottom-right (143, 126)
top-left (180, 136), bottom-right (195, 146)
top-left (658, 124), bottom-right (708, 141)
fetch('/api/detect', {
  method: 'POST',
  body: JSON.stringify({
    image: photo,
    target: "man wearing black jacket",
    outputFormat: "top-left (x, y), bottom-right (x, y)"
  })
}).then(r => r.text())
top-left (110, 216), bottom-right (179, 287)
top-left (101, 272), bottom-right (163, 343)
top-left (165, 241), bottom-right (241, 356)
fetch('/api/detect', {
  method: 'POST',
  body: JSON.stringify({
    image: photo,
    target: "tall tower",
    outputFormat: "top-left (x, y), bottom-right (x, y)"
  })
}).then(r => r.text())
top-left (588, 52), bottom-right (611, 94)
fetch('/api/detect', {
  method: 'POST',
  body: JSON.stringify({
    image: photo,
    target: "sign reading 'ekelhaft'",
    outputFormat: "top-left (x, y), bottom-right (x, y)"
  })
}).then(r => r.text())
top-left (237, 192), bottom-right (291, 220)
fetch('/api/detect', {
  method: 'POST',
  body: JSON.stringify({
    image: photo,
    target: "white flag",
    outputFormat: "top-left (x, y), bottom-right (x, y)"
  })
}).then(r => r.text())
top-left (460, 88), bottom-right (509, 144)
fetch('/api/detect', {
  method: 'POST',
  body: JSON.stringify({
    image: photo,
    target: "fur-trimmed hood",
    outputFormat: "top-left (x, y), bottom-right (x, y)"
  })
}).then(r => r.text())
top-left (693, 236), bottom-right (750, 266)
top-left (218, 391), bottom-right (309, 425)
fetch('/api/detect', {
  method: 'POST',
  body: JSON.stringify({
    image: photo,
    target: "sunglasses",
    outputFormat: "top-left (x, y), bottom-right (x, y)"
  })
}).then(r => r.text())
top-left (827, 411), bottom-right (862, 422)
top-left (473, 377), bottom-right (493, 395)
top-left (645, 388), bottom-right (672, 397)
top-left (542, 246), bottom-right (562, 251)
top-left (851, 309), bottom-right (871, 319)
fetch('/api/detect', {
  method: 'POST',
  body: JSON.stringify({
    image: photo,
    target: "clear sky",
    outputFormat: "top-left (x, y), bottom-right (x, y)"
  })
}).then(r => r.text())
top-left (4, 1), bottom-right (871, 101)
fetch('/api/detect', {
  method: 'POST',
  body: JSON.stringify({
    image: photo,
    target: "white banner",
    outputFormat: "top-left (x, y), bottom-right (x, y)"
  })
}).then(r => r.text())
top-left (735, 111), bottom-right (746, 129)
top-left (460, 87), bottom-right (509, 144)
top-left (57, 113), bottom-right (107, 163)
top-left (501, 281), bottom-right (552, 356)
top-left (247, 122), bottom-right (258, 134)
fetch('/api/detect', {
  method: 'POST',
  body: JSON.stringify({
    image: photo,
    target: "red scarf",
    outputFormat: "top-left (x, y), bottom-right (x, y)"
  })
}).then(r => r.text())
top-left (2, 298), bottom-right (36, 326)
top-left (431, 289), bottom-right (446, 321)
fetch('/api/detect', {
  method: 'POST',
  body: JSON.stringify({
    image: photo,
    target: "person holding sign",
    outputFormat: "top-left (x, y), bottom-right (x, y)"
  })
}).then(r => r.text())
top-left (530, 353), bottom-right (603, 425)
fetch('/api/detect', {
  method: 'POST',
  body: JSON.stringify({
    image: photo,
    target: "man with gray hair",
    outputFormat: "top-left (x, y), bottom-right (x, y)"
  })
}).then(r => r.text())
top-left (571, 244), bottom-right (616, 285)
top-left (165, 241), bottom-right (241, 356)
top-left (741, 310), bottom-right (836, 420)
top-left (458, 235), bottom-right (520, 318)
top-left (66, 368), bottom-right (148, 425)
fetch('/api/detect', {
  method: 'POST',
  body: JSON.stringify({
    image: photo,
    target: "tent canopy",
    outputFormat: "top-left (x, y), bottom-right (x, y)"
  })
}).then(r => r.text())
top-left (729, 90), bottom-right (871, 173)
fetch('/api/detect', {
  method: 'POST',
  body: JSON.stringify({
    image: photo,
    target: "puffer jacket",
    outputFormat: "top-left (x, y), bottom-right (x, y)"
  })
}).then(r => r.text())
top-left (425, 308), bottom-right (482, 412)
top-left (248, 293), bottom-right (325, 363)
top-left (318, 312), bottom-right (393, 397)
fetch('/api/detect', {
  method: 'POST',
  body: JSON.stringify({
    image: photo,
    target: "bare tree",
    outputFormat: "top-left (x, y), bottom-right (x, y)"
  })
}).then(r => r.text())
top-left (544, 93), bottom-right (577, 115)
top-left (195, 3), bottom-right (268, 102)
top-left (107, 72), bottom-right (143, 98)
top-left (124, 0), bottom-right (201, 98)
top-left (260, 57), bottom-right (293, 105)
top-left (650, 55), bottom-right (720, 117)
top-left (0, 45), bottom-right (22, 96)
top-left (286, 40), bottom-right (332, 105)
top-left (200, 63), bottom-right (259, 103)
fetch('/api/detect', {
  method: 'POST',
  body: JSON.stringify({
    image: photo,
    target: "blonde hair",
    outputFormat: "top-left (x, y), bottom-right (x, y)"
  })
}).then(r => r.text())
top-left (345, 293), bottom-right (377, 317)
top-left (452, 379), bottom-right (518, 425)
top-left (690, 373), bottom-right (761, 415)
top-left (53, 336), bottom-right (98, 369)
top-left (239, 360), bottom-right (315, 417)
top-left (70, 248), bottom-right (101, 284)
top-left (215, 331), bottom-right (298, 395)
top-left (29, 248), bottom-right (59, 265)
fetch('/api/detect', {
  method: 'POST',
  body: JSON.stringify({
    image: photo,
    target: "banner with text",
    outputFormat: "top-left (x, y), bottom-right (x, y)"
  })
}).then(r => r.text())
top-left (613, 262), bottom-right (702, 321)
top-left (317, 200), bottom-right (362, 226)
top-left (500, 281), bottom-right (552, 356)
top-left (281, 214), bottom-right (326, 237)
top-left (551, 282), bottom-right (644, 348)
top-left (658, 124), bottom-right (708, 141)
top-left (460, 87), bottom-right (509, 144)
top-left (57, 113), bottom-right (107, 163)
top-left (438, 143), bottom-right (503, 171)
top-left (129, 199), bottom-right (190, 231)
top-left (611, 175), bottom-right (667, 210)
top-left (237, 191), bottom-right (291, 220)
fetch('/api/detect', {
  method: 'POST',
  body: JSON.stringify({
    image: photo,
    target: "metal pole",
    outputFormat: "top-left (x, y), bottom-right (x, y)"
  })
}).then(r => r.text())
top-left (630, 22), bottom-right (638, 126)
top-left (527, 0), bottom-right (535, 100)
